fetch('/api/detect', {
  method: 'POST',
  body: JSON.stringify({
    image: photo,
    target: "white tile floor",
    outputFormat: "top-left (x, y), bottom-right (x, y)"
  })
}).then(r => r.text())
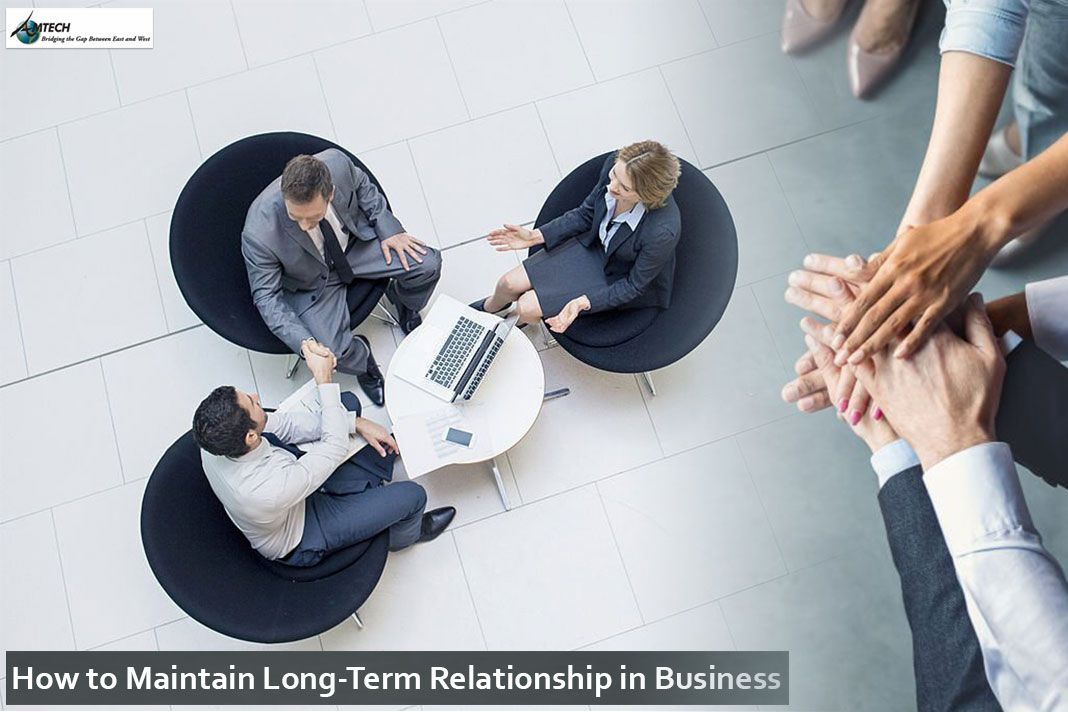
top-left (5, 2), bottom-right (1068, 711)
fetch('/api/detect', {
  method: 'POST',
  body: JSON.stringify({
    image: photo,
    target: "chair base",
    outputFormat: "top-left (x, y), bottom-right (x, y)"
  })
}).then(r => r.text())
top-left (351, 611), bottom-right (364, 629)
top-left (641, 371), bottom-right (657, 397)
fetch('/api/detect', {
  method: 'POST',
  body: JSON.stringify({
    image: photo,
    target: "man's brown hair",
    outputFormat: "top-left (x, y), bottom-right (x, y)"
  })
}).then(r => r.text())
top-left (280, 154), bottom-right (332, 204)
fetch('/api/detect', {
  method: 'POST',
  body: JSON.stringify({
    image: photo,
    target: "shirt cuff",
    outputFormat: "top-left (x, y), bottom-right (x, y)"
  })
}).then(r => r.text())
top-left (1026, 276), bottom-right (1068, 361)
top-left (870, 439), bottom-right (921, 489)
top-left (349, 411), bottom-right (358, 436)
top-left (317, 382), bottom-right (342, 409)
top-left (939, 0), bottom-right (1027, 67)
top-left (923, 442), bottom-right (1034, 557)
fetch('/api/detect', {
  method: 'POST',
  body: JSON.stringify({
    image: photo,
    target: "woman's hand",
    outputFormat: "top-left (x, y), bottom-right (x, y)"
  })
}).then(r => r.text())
top-left (802, 315), bottom-right (900, 454)
top-left (487, 224), bottom-right (544, 251)
top-left (783, 254), bottom-right (878, 424)
top-left (354, 418), bottom-right (399, 457)
top-left (832, 205), bottom-right (1003, 364)
top-left (545, 296), bottom-right (590, 333)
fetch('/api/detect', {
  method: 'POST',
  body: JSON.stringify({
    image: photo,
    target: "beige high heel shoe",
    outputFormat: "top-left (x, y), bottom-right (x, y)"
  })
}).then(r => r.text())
top-left (847, 0), bottom-right (921, 98)
top-left (781, 0), bottom-right (848, 54)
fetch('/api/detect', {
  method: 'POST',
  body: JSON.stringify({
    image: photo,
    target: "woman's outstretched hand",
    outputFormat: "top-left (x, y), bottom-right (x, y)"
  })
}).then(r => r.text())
top-left (487, 224), bottom-right (545, 251)
top-left (545, 296), bottom-right (590, 333)
top-left (831, 208), bottom-right (1002, 364)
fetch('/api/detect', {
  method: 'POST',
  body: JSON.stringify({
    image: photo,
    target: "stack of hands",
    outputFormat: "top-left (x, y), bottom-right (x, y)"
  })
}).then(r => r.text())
top-left (781, 253), bottom-right (1006, 469)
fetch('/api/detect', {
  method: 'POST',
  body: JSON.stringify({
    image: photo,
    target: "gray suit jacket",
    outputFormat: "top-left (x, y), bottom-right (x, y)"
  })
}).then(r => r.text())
top-left (241, 148), bottom-right (405, 352)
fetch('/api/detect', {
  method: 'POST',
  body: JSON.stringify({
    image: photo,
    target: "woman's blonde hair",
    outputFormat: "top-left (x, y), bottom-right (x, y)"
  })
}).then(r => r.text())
top-left (617, 140), bottom-right (680, 209)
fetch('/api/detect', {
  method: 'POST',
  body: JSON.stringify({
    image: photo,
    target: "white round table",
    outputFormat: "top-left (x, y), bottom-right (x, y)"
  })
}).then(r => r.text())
top-left (385, 322), bottom-right (546, 509)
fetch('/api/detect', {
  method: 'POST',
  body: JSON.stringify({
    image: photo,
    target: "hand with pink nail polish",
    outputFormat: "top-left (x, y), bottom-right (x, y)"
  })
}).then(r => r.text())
top-left (782, 254), bottom-right (878, 424)
top-left (798, 320), bottom-right (899, 454)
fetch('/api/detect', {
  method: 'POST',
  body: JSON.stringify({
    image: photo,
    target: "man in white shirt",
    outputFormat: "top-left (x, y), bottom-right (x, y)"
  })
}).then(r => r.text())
top-left (854, 292), bottom-right (1068, 710)
top-left (193, 341), bottom-right (455, 567)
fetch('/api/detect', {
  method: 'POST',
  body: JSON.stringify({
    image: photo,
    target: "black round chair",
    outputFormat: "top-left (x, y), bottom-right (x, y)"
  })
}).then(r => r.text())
top-left (141, 432), bottom-right (389, 643)
top-left (532, 153), bottom-right (738, 374)
top-left (170, 132), bottom-right (390, 354)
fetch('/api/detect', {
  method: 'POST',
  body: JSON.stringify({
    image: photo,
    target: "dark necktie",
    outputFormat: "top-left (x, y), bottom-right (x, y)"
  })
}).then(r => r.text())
top-left (320, 219), bottom-right (355, 285)
top-left (263, 432), bottom-right (304, 459)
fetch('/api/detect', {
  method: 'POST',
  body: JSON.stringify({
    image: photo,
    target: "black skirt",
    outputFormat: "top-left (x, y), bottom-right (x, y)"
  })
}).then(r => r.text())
top-left (523, 239), bottom-right (610, 316)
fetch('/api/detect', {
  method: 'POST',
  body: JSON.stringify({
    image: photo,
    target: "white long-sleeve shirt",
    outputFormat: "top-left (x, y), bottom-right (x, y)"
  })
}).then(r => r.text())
top-left (200, 383), bottom-right (357, 560)
top-left (925, 444), bottom-right (1068, 710)
top-left (1026, 275), bottom-right (1068, 361)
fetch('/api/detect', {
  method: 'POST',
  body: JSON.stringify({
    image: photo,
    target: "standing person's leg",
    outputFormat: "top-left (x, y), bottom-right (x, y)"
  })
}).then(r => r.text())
top-left (301, 282), bottom-right (370, 375)
top-left (878, 467), bottom-right (1002, 711)
top-left (1014, 0), bottom-right (1068, 161)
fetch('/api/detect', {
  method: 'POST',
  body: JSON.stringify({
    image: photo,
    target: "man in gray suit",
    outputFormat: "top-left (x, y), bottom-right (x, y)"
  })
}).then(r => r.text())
top-left (243, 149), bottom-right (442, 405)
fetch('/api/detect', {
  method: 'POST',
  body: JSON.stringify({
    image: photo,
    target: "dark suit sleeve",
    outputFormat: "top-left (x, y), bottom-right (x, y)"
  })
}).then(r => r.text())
top-left (584, 225), bottom-right (679, 313)
top-left (538, 156), bottom-right (613, 251)
top-left (242, 231), bottom-right (314, 353)
top-left (994, 339), bottom-right (1068, 490)
top-left (877, 467), bottom-right (1002, 711)
top-left (345, 154), bottom-right (404, 241)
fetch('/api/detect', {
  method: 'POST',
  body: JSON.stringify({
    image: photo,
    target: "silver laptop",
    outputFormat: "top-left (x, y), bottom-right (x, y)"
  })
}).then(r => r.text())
top-left (396, 295), bottom-right (518, 403)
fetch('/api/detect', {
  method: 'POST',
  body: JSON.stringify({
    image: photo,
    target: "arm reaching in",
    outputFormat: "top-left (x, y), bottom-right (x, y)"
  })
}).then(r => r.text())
top-left (835, 129), bottom-right (1068, 364)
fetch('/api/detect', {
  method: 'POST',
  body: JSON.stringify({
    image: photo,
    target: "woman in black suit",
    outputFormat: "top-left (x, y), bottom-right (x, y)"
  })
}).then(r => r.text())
top-left (475, 140), bottom-right (682, 334)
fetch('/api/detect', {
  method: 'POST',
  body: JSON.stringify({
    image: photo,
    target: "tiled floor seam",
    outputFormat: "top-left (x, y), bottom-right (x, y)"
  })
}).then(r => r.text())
top-left (310, 52), bottom-right (341, 144)
top-left (51, 126), bottom-right (80, 240)
top-left (561, 0), bottom-right (598, 81)
top-left (97, 359), bottom-right (127, 482)
top-left (6, 260), bottom-right (31, 378)
top-left (434, 17), bottom-right (472, 121)
top-left (182, 88), bottom-right (205, 160)
top-left (593, 482), bottom-right (647, 626)
top-left (0, 322), bottom-right (202, 391)
top-left (658, 65), bottom-right (701, 167)
top-left (49, 508), bottom-right (81, 651)
top-left (141, 218), bottom-right (175, 333)
top-left (448, 531), bottom-right (491, 651)
top-left (731, 435), bottom-right (792, 575)
top-left (228, 0), bottom-right (251, 71)
top-left (750, 276), bottom-right (798, 376)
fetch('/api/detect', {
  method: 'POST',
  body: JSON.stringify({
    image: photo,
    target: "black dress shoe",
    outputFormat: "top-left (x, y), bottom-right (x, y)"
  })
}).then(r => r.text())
top-left (394, 302), bottom-right (422, 335)
top-left (417, 506), bottom-right (456, 544)
top-left (354, 335), bottom-right (385, 407)
top-left (470, 297), bottom-right (511, 315)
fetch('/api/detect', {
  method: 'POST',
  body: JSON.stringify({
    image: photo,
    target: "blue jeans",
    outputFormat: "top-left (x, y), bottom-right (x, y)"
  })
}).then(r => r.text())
top-left (941, 0), bottom-right (1068, 158)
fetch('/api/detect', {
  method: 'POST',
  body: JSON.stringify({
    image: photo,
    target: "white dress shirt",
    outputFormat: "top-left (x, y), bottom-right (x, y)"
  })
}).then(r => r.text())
top-left (305, 203), bottom-right (349, 260)
top-left (200, 383), bottom-right (358, 560)
top-left (925, 443), bottom-right (1068, 711)
top-left (1026, 274), bottom-right (1068, 361)
top-left (598, 189), bottom-right (646, 251)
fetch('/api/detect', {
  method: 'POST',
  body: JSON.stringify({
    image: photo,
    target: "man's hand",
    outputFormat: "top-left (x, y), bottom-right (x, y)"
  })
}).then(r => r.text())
top-left (783, 254), bottom-right (877, 423)
top-left (354, 418), bottom-right (399, 457)
top-left (381, 233), bottom-right (428, 272)
top-left (487, 224), bottom-right (544, 252)
top-left (801, 316), bottom-right (899, 453)
top-left (832, 206), bottom-right (1003, 364)
top-left (854, 293), bottom-right (1005, 470)
top-left (304, 341), bottom-right (336, 385)
top-left (545, 295), bottom-right (590, 333)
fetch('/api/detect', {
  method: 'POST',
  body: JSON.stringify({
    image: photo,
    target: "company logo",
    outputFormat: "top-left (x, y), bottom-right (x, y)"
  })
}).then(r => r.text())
top-left (10, 11), bottom-right (39, 44)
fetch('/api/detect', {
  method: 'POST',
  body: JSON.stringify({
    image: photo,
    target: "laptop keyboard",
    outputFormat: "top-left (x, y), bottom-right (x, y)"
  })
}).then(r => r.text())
top-left (427, 316), bottom-right (486, 387)
top-left (461, 335), bottom-right (504, 400)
